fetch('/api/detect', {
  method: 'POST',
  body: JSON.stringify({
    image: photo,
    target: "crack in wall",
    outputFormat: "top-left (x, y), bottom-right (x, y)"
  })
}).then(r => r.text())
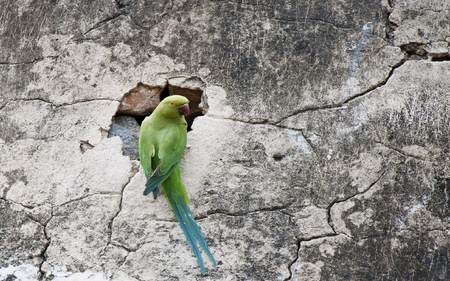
top-left (206, 55), bottom-right (407, 128)
top-left (275, 58), bottom-right (406, 125)
top-left (3, 3), bottom-right (447, 280)
top-left (108, 1), bottom-right (195, 32)
top-left (38, 166), bottom-right (138, 279)
top-left (207, 115), bottom-right (271, 125)
top-left (56, 98), bottom-right (118, 108)
top-left (82, 13), bottom-right (124, 36)
top-left (284, 232), bottom-right (345, 281)
top-left (3, 198), bottom-right (35, 210)
top-left (387, 2), bottom-right (450, 62)
top-left (326, 168), bottom-right (389, 237)
top-left (108, 241), bottom-right (133, 253)
top-left (102, 165), bottom-right (139, 256)
top-left (38, 208), bottom-right (53, 281)
top-left (0, 199), bottom-right (54, 280)
top-left (0, 98), bottom-right (118, 113)
top-left (57, 192), bottom-right (123, 208)
top-left (222, 0), bottom-right (360, 30)
top-left (274, 17), bottom-right (355, 29)
top-left (375, 141), bottom-right (435, 163)
top-left (283, 240), bottom-right (301, 281)
top-left (116, 243), bottom-right (146, 271)
top-left (0, 57), bottom-right (47, 65)
top-left (201, 202), bottom-right (295, 219)
top-left (210, 49), bottom-right (405, 129)
top-left (0, 98), bottom-right (52, 112)
top-left (284, 199), bottom-right (405, 281)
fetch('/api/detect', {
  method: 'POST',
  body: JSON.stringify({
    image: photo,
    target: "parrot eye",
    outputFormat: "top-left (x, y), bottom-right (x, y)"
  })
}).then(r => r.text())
top-left (170, 102), bottom-right (175, 107)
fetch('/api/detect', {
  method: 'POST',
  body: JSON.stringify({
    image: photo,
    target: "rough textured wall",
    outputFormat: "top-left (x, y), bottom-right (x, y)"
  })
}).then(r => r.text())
top-left (1, 0), bottom-right (449, 280)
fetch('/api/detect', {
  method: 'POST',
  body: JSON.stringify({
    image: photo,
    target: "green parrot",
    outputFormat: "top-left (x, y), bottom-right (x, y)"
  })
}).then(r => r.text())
top-left (138, 95), bottom-right (216, 275)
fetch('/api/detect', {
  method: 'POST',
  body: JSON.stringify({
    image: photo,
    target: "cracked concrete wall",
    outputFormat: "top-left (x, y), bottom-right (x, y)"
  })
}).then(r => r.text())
top-left (1, 0), bottom-right (449, 280)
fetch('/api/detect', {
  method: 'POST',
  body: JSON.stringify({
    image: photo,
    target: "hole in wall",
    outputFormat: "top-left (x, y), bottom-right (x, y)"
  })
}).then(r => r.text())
top-left (400, 43), bottom-right (427, 60)
top-left (79, 140), bottom-right (94, 154)
top-left (168, 83), bottom-right (204, 131)
top-left (108, 77), bottom-right (206, 159)
top-left (430, 53), bottom-right (450, 61)
top-left (272, 154), bottom-right (285, 162)
top-left (159, 83), bottom-right (171, 103)
top-left (400, 42), bottom-right (450, 61)
top-left (133, 114), bottom-right (145, 126)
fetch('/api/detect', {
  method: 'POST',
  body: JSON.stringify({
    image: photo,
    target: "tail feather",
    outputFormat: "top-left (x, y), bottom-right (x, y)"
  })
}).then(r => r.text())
top-left (168, 193), bottom-right (216, 275)
top-left (178, 197), bottom-right (217, 267)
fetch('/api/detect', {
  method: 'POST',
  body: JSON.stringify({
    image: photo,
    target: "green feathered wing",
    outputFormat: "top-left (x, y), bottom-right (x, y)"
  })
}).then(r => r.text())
top-left (138, 98), bottom-right (216, 275)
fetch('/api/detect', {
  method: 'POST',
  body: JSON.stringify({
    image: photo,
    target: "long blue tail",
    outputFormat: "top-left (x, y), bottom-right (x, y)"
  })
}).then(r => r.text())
top-left (167, 192), bottom-right (216, 275)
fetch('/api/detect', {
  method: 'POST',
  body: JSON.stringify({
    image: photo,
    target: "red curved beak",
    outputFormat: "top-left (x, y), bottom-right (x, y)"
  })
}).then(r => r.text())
top-left (179, 104), bottom-right (190, 116)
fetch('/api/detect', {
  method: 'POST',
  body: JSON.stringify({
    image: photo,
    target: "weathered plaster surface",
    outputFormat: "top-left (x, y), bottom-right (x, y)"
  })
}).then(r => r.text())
top-left (1, 0), bottom-right (449, 280)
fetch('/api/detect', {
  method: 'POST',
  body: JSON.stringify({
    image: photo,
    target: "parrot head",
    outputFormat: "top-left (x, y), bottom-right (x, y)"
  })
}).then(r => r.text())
top-left (158, 95), bottom-right (190, 119)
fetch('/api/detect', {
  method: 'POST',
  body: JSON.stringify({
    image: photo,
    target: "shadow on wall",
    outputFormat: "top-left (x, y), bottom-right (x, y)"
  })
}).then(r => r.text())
top-left (107, 76), bottom-right (206, 160)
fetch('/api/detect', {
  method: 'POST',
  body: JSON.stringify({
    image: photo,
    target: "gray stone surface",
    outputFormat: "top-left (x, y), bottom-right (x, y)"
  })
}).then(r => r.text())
top-left (1, 0), bottom-right (449, 280)
top-left (108, 115), bottom-right (141, 160)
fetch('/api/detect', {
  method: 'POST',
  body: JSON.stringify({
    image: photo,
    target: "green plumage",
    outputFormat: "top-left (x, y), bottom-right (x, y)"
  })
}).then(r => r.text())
top-left (138, 95), bottom-right (216, 275)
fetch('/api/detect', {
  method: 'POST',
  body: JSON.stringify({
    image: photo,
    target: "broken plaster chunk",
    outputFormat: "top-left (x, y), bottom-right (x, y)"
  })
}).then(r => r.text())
top-left (118, 82), bottom-right (162, 116)
top-left (167, 76), bottom-right (205, 90)
top-left (388, 7), bottom-right (402, 26)
top-left (425, 41), bottom-right (450, 60)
